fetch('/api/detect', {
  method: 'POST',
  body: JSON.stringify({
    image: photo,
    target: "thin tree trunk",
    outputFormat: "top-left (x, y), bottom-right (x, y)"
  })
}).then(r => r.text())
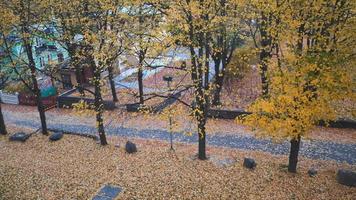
top-left (137, 67), bottom-right (144, 105)
top-left (196, 74), bottom-right (208, 160)
top-left (74, 66), bottom-right (85, 95)
top-left (24, 37), bottom-right (48, 135)
top-left (288, 135), bottom-right (301, 173)
top-left (108, 65), bottom-right (118, 102)
top-left (91, 59), bottom-right (108, 145)
top-left (0, 103), bottom-right (7, 135)
top-left (197, 72), bottom-right (208, 160)
top-left (138, 53), bottom-right (144, 105)
top-left (211, 1), bottom-right (231, 106)
top-left (212, 58), bottom-right (221, 106)
top-left (199, 80), bottom-right (209, 160)
top-left (212, 52), bottom-right (227, 106)
top-left (137, 11), bottom-right (145, 105)
top-left (187, 7), bottom-right (209, 160)
top-left (259, 55), bottom-right (269, 97)
top-left (297, 24), bottom-right (304, 55)
top-left (259, 13), bottom-right (271, 98)
top-left (198, 46), bottom-right (208, 160)
top-left (68, 44), bottom-right (85, 95)
top-left (198, 116), bottom-right (207, 160)
top-left (190, 44), bottom-right (208, 160)
top-left (212, 79), bottom-right (223, 106)
top-left (204, 35), bottom-right (210, 90)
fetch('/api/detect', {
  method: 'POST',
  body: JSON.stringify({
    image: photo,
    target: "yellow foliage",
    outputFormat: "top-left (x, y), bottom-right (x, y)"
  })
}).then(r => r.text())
top-left (72, 100), bottom-right (96, 117)
top-left (240, 0), bottom-right (355, 140)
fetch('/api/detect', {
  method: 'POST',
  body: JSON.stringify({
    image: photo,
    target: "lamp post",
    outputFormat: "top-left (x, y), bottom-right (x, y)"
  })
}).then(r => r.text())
top-left (163, 75), bottom-right (174, 151)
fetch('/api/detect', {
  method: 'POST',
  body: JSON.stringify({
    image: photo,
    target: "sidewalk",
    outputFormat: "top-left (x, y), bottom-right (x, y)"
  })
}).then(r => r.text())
top-left (3, 106), bottom-right (356, 164)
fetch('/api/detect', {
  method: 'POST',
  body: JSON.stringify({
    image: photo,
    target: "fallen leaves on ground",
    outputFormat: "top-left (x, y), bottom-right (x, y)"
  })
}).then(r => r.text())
top-left (0, 126), bottom-right (355, 200)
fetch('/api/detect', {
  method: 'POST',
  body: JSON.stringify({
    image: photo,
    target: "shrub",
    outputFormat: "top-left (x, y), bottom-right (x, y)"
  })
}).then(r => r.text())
top-left (226, 46), bottom-right (259, 80)
top-left (3, 82), bottom-right (31, 94)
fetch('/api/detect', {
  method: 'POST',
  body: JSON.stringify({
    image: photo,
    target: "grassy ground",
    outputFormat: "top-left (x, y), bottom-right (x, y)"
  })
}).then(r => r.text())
top-left (0, 126), bottom-right (355, 200)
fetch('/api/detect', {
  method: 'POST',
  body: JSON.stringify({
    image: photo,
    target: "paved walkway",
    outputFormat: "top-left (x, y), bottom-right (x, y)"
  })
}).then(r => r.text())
top-left (3, 110), bottom-right (356, 164)
top-left (113, 48), bottom-right (216, 92)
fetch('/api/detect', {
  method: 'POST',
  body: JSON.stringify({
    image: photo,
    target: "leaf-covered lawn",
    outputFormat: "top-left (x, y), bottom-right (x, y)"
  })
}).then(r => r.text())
top-left (0, 127), bottom-right (355, 200)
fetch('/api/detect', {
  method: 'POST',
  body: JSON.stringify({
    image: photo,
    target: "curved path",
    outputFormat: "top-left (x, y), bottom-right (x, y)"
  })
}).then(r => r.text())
top-left (3, 109), bottom-right (356, 164)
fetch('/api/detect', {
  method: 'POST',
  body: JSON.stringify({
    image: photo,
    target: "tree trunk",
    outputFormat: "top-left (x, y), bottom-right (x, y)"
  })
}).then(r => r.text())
top-left (259, 13), bottom-right (272, 98)
top-left (204, 36), bottom-right (210, 90)
top-left (68, 44), bottom-right (85, 95)
top-left (259, 56), bottom-right (269, 97)
top-left (212, 78), bottom-right (223, 106)
top-left (190, 46), bottom-right (208, 160)
top-left (0, 103), bottom-right (7, 135)
top-left (24, 38), bottom-right (48, 135)
top-left (297, 24), bottom-right (304, 55)
top-left (212, 59), bottom-right (221, 105)
top-left (188, 13), bottom-right (209, 160)
top-left (198, 118), bottom-right (207, 160)
top-left (199, 58), bottom-right (208, 160)
top-left (91, 59), bottom-right (108, 145)
top-left (288, 135), bottom-right (301, 173)
top-left (196, 73), bottom-right (208, 160)
top-left (212, 56), bottom-right (226, 106)
top-left (138, 64), bottom-right (144, 105)
top-left (108, 65), bottom-right (118, 102)
top-left (137, 54), bottom-right (145, 105)
top-left (74, 66), bottom-right (85, 95)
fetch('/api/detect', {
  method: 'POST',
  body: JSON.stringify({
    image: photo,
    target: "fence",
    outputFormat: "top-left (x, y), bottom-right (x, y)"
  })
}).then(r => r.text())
top-left (207, 107), bottom-right (356, 128)
top-left (18, 93), bottom-right (57, 110)
top-left (207, 108), bottom-right (252, 119)
top-left (0, 90), bottom-right (19, 104)
top-left (57, 89), bottom-right (116, 110)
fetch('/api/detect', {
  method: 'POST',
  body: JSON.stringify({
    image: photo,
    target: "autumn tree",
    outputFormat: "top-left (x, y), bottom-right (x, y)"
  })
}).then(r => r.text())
top-left (0, 71), bottom-right (7, 134)
top-left (0, 46), bottom-right (8, 135)
top-left (0, 64), bottom-right (13, 135)
top-left (242, 0), bottom-right (355, 173)
top-left (102, 2), bottom-right (129, 103)
top-left (0, 0), bottom-right (50, 135)
top-left (48, 0), bottom-right (88, 95)
top-left (0, 6), bottom-right (19, 135)
top-left (0, 48), bottom-right (10, 135)
top-left (238, 0), bottom-right (285, 97)
top-left (210, 0), bottom-right (243, 106)
top-left (70, 0), bottom-right (127, 145)
top-left (125, 1), bottom-right (167, 105)
top-left (162, 0), bottom-right (228, 160)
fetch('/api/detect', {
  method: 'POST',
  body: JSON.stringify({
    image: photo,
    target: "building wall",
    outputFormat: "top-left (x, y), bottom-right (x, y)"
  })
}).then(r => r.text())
top-left (3, 26), bottom-right (69, 72)
top-left (32, 34), bottom-right (69, 70)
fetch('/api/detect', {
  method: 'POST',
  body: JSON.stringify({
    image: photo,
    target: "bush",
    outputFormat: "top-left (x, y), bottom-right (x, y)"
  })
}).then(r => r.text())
top-left (3, 82), bottom-right (31, 94)
top-left (225, 46), bottom-right (259, 80)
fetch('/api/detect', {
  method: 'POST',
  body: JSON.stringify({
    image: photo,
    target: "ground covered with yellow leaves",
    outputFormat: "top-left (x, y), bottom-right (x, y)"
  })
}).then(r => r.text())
top-left (0, 127), bottom-right (355, 200)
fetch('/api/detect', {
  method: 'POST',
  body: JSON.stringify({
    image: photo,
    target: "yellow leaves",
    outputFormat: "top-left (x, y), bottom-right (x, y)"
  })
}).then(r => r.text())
top-left (227, 46), bottom-right (258, 78)
top-left (3, 131), bottom-right (354, 199)
top-left (72, 100), bottom-right (96, 117)
top-left (0, 6), bottom-right (19, 34)
top-left (242, 40), bottom-right (354, 140)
